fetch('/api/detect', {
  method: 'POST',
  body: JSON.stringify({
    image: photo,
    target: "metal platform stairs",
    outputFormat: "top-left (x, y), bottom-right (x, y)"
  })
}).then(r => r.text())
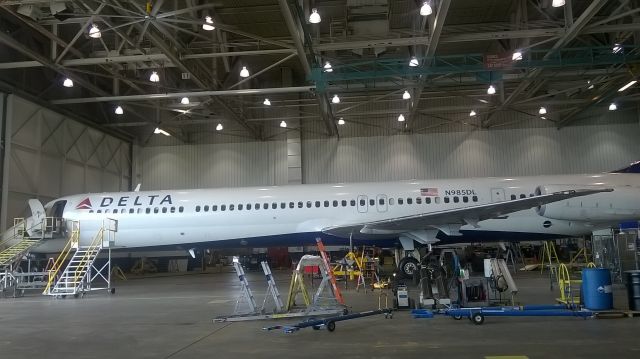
top-left (44, 219), bottom-right (117, 298)
top-left (0, 217), bottom-right (57, 270)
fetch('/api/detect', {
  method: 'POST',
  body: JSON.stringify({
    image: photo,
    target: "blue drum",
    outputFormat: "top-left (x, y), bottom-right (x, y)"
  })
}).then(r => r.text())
top-left (582, 268), bottom-right (613, 310)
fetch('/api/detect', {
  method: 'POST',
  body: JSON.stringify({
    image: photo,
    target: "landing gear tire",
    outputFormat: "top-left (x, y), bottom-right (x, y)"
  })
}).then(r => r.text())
top-left (398, 257), bottom-right (419, 278)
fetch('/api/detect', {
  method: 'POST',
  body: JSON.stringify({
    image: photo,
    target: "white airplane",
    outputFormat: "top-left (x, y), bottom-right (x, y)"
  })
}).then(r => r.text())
top-left (6, 163), bottom-right (640, 277)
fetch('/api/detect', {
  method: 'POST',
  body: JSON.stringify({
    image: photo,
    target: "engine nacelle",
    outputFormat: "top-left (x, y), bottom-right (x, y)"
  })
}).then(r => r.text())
top-left (535, 184), bottom-right (640, 221)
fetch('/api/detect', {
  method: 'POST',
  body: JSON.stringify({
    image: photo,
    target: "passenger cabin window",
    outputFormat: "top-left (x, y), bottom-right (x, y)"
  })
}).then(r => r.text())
top-left (154, 208), bottom-right (159, 213)
top-left (444, 197), bottom-right (450, 204)
top-left (341, 200), bottom-right (347, 207)
top-left (425, 197), bottom-right (431, 204)
top-left (129, 208), bottom-right (134, 214)
top-left (255, 203), bottom-right (260, 210)
top-left (472, 196), bottom-right (478, 202)
top-left (324, 200), bottom-right (330, 207)
top-left (263, 203), bottom-right (268, 210)
top-left (398, 198), bottom-right (404, 205)
top-left (112, 209), bottom-right (118, 214)
top-left (359, 199), bottom-right (366, 206)
top-left (435, 197), bottom-right (440, 204)
top-left (333, 200), bottom-right (338, 207)
top-left (221, 205), bottom-right (226, 211)
top-left (280, 202), bottom-right (286, 209)
top-left (271, 203), bottom-right (277, 209)
top-left (350, 200), bottom-right (356, 206)
top-left (162, 207), bottom-right (167, 213)
top-left (453, 196), bottom-right (459, 203)
top-left (229, 204), bottom-right (235, 211)
top-left (196, 205), bottom-right (201, 212)
top-left (389, 198), bottom-right (395, 205)
top-left (520, 194), bottom-right (526, 199)
top-left (510, 194), bottom-right (516, 200)
top-left (369, 199), bottom-right (375, 206)
top-left (407, 198), bottom-right (413, 205)
top-left (212, 205), bottom-right (218, 211)
top-left (145, 208), bottom-right (150, 214)
top-left (170, 207), bottom-right (176, 213)
top-left (97, 210), bottom-right (102, 214)
top-left (204, 205), bottom-right (209, 212)
top-left (289, 202), bottom-right (295, 209)
top-left (105, 209), bottom-right (110, 213)
top-left (298, 201), bottom-right (304, 208)
top-left (179, 206), bottom-right (184, 213)
top-left (463, 196), bottom-right (468, 203)
top-left (247, 204), bottom-right (251, 210)
top-left (307, 201), bottom-right (313, 208)
top-left (416, 197), bottom-right (422, 204)
top-left (315, 201), bottom-right (321, 208)
top-left (238, 204), bottom-right (243, 210)
top-left (379, 198), bottom-right (385, 205)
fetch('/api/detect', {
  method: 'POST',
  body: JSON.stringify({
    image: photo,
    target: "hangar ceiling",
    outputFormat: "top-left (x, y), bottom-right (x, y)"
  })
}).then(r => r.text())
top-left (0, 0), bottom-right (639, 144)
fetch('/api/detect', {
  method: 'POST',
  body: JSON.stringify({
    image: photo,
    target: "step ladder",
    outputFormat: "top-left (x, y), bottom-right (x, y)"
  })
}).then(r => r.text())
top-left (44, 219), bottom-right (117, 297)
top-left (231, 258), bottom-right (258, 314)
top-left (0, 218), bottom-right (48, 269)
top-left (356, 246), bottom-right (380, 292)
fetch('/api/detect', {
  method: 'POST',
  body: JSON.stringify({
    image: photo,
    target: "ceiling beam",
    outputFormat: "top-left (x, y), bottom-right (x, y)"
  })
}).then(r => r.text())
top-left (406, 0), bottom-right (452, 131)
top-left (278, 0), bottom-right (337, 136)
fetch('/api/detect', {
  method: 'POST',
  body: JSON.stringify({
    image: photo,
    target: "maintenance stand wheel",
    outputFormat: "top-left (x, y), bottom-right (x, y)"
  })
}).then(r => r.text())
top-left (471, 313), bottom-right (484, 325)
top-left (326, 321), bottom-right (336, 332)
top-left (110, 288), bottom-right (116, 294)
top-left (452, 315), bottom-right (463, 320)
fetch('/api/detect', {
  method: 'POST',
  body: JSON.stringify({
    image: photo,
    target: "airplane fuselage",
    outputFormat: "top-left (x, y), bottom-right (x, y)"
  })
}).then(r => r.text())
top-left (37, 173), bottom-right (640, 250)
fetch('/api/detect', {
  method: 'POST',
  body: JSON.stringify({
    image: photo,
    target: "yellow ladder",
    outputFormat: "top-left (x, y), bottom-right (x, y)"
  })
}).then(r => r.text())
top-left (540, 241), bottom-right (560, 273)
top-left (285, 269), bottom-right (312, 310)
top-left (42, 221), bottom-right (80, 295)
top-left (0, 218), bottom-right (39, 267)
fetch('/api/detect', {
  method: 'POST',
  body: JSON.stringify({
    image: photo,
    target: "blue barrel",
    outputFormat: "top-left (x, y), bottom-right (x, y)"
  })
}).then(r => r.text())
top-left (582, 268), bottom-right (613, 310)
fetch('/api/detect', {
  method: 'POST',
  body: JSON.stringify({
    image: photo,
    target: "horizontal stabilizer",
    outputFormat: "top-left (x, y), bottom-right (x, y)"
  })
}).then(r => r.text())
top-left (612, 161), bottom-right (640, 173)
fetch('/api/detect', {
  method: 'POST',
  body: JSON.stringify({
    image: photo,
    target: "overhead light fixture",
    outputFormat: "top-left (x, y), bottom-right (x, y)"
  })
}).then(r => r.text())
top-left (512, 51), bottom-right (522, 61)
top-left (469, 110), bottom-right (476, 117)
top-left (280, 120), bottom-right (287, 128)
top-left (337, 118), bottom-right (345, 125)
top-left (409, 56), bottom-right (419, 67)
top-left (309, 8), bottom-right (321, 24)
top-left (618, 80), bottom-right (638, 92)
top-left (324, 61), bottom-right (333, 72)
top-left (89, 24), bottom-right (101, 39)
top-left (240, 66), bottom-right (250, 78)
top-left (154, 127), bottom-right (171, 136)
top-left (398, 114), bottom-right (405, 122)
top-left (263, 98), bottom-right (271, 106)
top-left (420, 2), bottom-right (433, 16)
top-left (216, 123), bottom-right (223, 131)
top-left (609, 103), bottom-right (617, 111)
top-left (487, 85), bottom-right (496, 95)
top-left (180, 97), bottom-right (190, 105)
top-left (538, 106), bottom-right (547, 115)
top-left (540, 116), bottom-right (547, 120)
top-left (114, 106), bottom-right (123, 115)
top-left (478, 99), bottom-right (489, 104)
top-left (552, 0), bottom-right (565, 7)
top-left (332, 94), bottom-right (340, 104)
top-left (63, 78), bottom-right (73, 87)
top-left (402, 90), bottom-right (411, 100)
top-left (613, 43), bottom-right (623, 54)
top-left (202, 16), bottom-right (215, 31)
top-left (149, 71), bottom-right (160, 82)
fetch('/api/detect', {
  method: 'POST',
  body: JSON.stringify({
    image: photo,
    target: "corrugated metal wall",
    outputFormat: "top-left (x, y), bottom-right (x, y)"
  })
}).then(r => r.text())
top-left (1, 94), bottom-right (131, 231)
top-left (303, 123), bottom-right (640, 183)
top-left (139, 140), bottom-right (288, 189)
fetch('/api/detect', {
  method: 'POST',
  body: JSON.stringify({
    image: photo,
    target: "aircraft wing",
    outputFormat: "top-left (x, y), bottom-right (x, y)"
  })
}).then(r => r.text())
top-left (323, 188), bottom-right (612, 235)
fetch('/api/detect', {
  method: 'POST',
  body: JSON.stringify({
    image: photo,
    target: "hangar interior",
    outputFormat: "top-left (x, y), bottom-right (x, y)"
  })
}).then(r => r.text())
top-left (1, 0), bottom-right (640, 358)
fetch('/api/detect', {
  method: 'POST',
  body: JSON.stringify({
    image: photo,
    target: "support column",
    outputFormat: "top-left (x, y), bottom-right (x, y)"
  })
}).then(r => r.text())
top-left (0, 94), bottom-right (12, 231)
top-left (282, 67), bottom-right (302, 185)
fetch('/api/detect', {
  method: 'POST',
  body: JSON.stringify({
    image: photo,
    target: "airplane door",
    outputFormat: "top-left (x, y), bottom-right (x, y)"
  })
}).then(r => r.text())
top-left (490, 188), bottom-right (506, 202)
top-left (376, 194), bottom-right (388, 213)
top-left (357, 195), bottom-right (368, 213)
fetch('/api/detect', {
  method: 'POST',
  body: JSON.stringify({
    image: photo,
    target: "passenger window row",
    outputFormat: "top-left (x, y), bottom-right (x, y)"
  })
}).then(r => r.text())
top-left (510, 193), bottom-right (535, 200)
top-left (193, 195), bottom-right (480, 213)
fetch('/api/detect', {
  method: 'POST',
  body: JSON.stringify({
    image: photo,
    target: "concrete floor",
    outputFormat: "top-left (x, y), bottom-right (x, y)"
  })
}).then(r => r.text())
top-left (0, 269), bottom-right (638, 359)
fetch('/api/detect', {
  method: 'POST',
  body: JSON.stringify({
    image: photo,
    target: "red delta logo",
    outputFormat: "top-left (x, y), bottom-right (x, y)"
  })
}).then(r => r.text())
top-left (75, 198), bottom-right (92, 210)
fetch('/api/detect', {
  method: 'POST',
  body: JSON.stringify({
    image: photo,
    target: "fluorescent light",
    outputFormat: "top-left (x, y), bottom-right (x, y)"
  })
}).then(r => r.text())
top-left (613, 43), bottom-right (623, 54)
top-left (332, 94), bottom-right (340, 104)
top-left (63, 78), bottom-right (73, 87)
top-left (540, 116), bottom-right (547, 120)
top-left (512, 51), bottom-right (522, 61)
top-left (337, 118), bottom-right (345, 125)
top-left (89, 24), bottom-right (101, 38)
top-left (280, 120), bottom-right (287, 128)
top-left (487, 85), bottom-right (496, 95)
top-left (180, 97), bottom-right (190, 105)
top-left (478, 99), bottom-right (489, 104)
top-left (402, 90), bottom-right (411, 100)
top-left (538, 106), bottom-right (547, 115)
top-left (420, 2), bottom-right (433, 16)
top-left (309, 8), bottom-right (321, 23)
top-left (552, 0), bottom-right (565, 7)
top-left (149, 71), bottom-right (160, 82)
top-left (114, 106), bottom-right (123, 115)
top-left (398, 114), bottom-right (405, 122)
top-left (216, 123), bottom-right (223, 131)
top-left (263, 98), bottom-right (271, 106)
top-left (609, 103), bottom-right (617, 111)
top-left (324, 61), bottom-right (332, 72)
top-left (469, 110), bottom-right (476, 117)
top-left (240, 66), bottom-right (250, 78)
top-left (618, 80), bottom-right (637, 92)
top-left (154, 127), bottom-right (171, 136)
top-left (409, 56), bottom-right (419, 67)
top-left (202, 16), bottom-right (215, 31)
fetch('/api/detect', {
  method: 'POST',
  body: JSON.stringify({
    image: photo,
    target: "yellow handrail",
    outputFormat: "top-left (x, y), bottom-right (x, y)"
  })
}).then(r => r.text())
top-left (42, 221), bottom-right (79, 294)
top-left (72, 228), bottom-right (104, 284)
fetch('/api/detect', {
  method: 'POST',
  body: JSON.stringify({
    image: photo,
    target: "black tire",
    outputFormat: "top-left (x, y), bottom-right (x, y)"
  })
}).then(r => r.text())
top-left (110, 288), bottom-right (116, 294)
top-left (453, 315), bottom-right (463, 320)
top-left (73, 293), bottom-right (79, 298)
top-left (326, 321), bottom-right (336, 332)
top-left (472, 313), bottom-right (484, 325)
top-left (398, 257), bottom-right (419, 279)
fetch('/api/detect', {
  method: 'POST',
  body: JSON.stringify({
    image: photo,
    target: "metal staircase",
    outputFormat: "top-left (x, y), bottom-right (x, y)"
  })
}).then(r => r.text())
top-left (0, 218), bottom-right (53, 269)
top-left (44, 219), bottom-right (117, 297)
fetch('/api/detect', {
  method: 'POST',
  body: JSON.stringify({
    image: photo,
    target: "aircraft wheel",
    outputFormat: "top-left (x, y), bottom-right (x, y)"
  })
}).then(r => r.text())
top-left (398, 257), bottom-right (419, 278)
